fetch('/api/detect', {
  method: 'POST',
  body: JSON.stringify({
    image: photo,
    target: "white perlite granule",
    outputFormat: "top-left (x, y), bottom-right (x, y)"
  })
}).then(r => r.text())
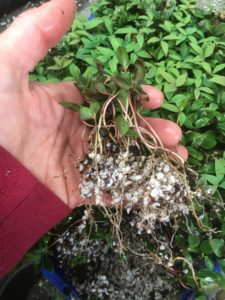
top-left (196, 0), bottom-right (225, 13)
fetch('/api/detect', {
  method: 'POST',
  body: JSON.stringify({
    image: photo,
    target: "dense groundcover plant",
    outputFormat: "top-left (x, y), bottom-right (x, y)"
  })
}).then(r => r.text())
top-left (26, 0), bottom-right (225, 298)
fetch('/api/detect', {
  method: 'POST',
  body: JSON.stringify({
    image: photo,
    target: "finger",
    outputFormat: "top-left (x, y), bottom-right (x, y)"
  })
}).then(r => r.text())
top-left (176, 145), bottom-right (189, 160)
top-left (0, 0), bottom-right (75, 73)
top-left (140, 85), bottom-right (164, 109)
top-left (167, 145), bottom-right (189, 161)
top-left (141, 117), bottom-right (182, 147)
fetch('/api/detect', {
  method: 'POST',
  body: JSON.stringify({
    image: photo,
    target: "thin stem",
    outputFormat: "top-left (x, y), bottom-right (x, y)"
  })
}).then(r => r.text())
top-left (173, 257), bottom-right (199, 289)
top-left (101, 92), bottom-right (119, 126)
top-left (128, 91), bottom-right (156, 150)
top-left (117, 97), bottom-right (133, 127)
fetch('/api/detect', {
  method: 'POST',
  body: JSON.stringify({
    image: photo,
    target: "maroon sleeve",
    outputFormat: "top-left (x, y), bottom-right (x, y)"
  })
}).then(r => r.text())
top-left (0, 146), bottom-right (71, 278)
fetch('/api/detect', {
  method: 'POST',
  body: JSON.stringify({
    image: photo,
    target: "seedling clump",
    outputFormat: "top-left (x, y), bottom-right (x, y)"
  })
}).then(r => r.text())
top-left (62, 51), bottom-right (198, 253)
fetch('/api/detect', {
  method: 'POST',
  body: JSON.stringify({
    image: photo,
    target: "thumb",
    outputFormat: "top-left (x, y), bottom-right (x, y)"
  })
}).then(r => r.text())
top-left (0, 0), bottom-right (75, 73)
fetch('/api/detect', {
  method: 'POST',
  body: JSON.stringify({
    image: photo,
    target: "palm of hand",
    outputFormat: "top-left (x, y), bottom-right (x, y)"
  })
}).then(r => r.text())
top-left (0, 75), bottom-right (87, 207)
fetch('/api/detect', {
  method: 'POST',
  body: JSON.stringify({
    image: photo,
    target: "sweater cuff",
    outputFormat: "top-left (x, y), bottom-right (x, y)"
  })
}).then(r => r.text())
top-left (0, 146), bottom-right (71, 278)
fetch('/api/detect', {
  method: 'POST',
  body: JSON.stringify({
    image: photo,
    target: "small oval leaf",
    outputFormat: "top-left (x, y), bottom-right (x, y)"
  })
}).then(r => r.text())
top-left (80, 106), bottom-right (93, 120)
top-left (112, 77), bottom-right (131, 91)
top-left (60, 102), bottom-right (80, 112)
top-left (133, 59), bottom-right (145, 82)
top-left (116, 46), bottom-right (129, 68)
top-left (116, 115), bottom-right (129, 136)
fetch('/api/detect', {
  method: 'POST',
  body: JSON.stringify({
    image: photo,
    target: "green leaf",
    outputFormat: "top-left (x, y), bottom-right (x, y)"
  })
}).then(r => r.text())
top-left (136, 33), bottom-right (144, 49)
top-left (214, 23), bottom-right (225, 36)
top-left (90, 101), bottom-right (101, 116)
top-left (178, 112), bottom-right (186, 126)
top-left (222, 224), bottom-right (225, 235)
top-left (112, 77), bottom-right (131, 91)
top-left (194, 88), bottom-right (201, 100)
top-left (180, 42), bottom-right (188, 58)
top-left (137, 50), bottom-right (151, 58)
top-left (188, 234), bottom-right (200, 248)
top-left (60, 102), bottom-right (80, 112)
top-left (213, 64), bottom-right (225, 74)
top-left (204, 43), bottom-right (216, 58)
top-left (116, 46), bottom-right (129, 68)
top-left (164, 83), bottom-right (177, 93)
top-left (109, 56), bottom-right (118, 74)
top-left (209, 75), bottom-right (225, 87)
top-left (109, 35), bottom-right (122, 52)
top-left (162, 103), bottom-right (179, 112)
top-left (97, 47), bottom-right (115, 57)
top-left (62, 59), bottom-right (73, 68)
top-left (83, 66), bottom-right (98, 78)
top-left (187, 147), bottom-right (203, 161)
top-left (200, 240), bottom-right (213, 255)
top-left (124, 128), bottom-right (138, 137)
top-left (209, 239), bottom-right (224, 257)
top-left (115, 115), bottom-right (129, 136)
top-left (201, 131), bottom-right (217, 149)
top-left (104, 17), bottom-right (113, 34)
top-left (84, 17), bottom-right (104, 29)
top-left (217, 122), bottom-right (225, 131)
top-left (160, 71), bottom-right (175, 84)
top-left (163, 21), bottom-right (173, 32)
top-left (199, 87), bottom-right (214, 94)
top-left (200, 214), bottom-right (211, 227)
top-left (163, 33), bottom-right (179, 41)
top-left (219, 181), bottom-right (225, 189)
top-left (218, 258), bottom-right (225, 266)
top-left (204, 256), bottom-right (214, 270)
top-left (195, 118), bottom-right (210, 128)
top-left (193, 69), bottom-right (202, 79)
top-left (189, 43), bottom-right (203, 56)
top-left (115, 27), bottom-right (138, 34)
top-left (171, 94), bottom-right (186, 102)
top-left (130, 53), bottom-right (138, 63)
top-left (201, 62), bottom-right (212, 74)
top-left (80, 106), bottom-right (93, 120)
top-left (204, 175), bottom-right (220, 186)
top-left (118, 89), bottom-right (128, 109)
top-left (161, 41), bottom-right (169, 56)
top-left (176, 73), bottom-right (187, 87)
top-left (69, 64), bottom-right (80, 77)
top-left (83, 57), bottom-right (95, 66)
top-left (147, 37), bottom-right (160, 44)
top-left (194, 78), bottom-right (202, 88)
top-left (215, 158), bottom-right (225, 177)
top-left (133, 59), bottom-right (145, 82)
top-left (146, 66), bottom-right (157, 79)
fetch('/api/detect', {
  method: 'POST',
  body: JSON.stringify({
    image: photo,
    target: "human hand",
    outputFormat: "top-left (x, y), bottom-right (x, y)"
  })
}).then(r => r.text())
top-left (0, 0), bottom-right (187, 209)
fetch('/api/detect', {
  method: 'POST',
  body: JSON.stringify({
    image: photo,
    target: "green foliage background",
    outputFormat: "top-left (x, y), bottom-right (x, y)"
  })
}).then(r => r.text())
top-left (30, 0), bottom-right (225, 297)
